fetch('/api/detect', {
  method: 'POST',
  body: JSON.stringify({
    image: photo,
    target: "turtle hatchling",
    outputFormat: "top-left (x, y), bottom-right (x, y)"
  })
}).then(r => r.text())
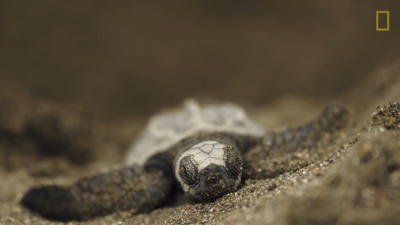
top-left (22, 100), bottom-right (350, 221)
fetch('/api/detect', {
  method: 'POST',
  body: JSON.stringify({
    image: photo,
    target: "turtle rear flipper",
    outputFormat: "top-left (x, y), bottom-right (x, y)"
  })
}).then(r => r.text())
top-left (21, 166), bottom-right (173, 221)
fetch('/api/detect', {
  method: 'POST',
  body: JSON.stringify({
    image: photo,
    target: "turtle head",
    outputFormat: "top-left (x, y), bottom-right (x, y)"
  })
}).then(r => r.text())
top-left (174, 141), bottom-right (242, 201)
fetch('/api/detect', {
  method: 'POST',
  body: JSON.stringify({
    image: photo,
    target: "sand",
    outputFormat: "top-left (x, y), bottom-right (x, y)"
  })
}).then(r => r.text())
top-left (1, 59), bottom-right (400, 225)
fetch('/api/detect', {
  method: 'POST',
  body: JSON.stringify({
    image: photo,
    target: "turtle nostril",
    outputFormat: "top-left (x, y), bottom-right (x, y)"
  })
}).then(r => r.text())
top-left (188, 164), bottom-right (241, 201)
top-left (205, 172), bottom-right (223, 185)
top-left (202, 166), bottom-right (230, 188)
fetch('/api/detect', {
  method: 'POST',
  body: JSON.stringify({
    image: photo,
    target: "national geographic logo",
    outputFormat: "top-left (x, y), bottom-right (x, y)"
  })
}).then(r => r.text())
top-left (376, 10), bottom-right (390, 31)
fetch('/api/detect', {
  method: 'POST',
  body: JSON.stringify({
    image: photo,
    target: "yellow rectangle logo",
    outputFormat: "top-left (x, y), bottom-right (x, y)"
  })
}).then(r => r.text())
top-left (376, 10), bottom-right (390, 31)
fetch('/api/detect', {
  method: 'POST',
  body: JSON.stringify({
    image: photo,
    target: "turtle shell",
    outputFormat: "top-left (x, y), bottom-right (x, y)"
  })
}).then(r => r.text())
top-left (126, 99), bottom-right (265, 165)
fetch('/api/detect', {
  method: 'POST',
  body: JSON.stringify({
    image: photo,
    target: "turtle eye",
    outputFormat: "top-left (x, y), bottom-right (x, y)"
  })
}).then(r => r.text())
top-left (178, 155), bottom-right (199, 187)
top-left (223, 145), bottom-right (243, 179)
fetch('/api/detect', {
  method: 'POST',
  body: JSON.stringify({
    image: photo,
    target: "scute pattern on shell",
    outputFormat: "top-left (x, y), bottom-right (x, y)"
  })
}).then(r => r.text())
top-left (126, 99), bottom-right (265, 165)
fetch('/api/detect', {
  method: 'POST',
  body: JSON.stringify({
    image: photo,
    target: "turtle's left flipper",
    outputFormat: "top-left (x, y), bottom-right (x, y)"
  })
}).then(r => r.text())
top-left (21, 166), bottom-right (173, 221)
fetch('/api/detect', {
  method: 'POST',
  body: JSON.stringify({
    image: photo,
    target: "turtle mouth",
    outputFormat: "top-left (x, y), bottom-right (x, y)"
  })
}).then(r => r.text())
top-left (187, 164), bottom-right (241, 201)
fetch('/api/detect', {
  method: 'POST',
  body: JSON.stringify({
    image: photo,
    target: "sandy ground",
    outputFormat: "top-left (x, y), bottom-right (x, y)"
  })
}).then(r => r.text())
top-left (1, 59), bottom-right (400, 225)
top-left (1, 1), bottom-right (400, 224)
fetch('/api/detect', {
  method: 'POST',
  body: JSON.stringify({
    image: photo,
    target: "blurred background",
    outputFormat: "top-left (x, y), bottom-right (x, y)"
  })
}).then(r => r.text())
top-left (1, 2), bottom-right (400, 224)
top-left (1, 0), bottom-right (399, 120)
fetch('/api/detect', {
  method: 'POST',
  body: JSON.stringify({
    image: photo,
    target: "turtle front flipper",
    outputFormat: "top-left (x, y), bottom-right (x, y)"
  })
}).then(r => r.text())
top-left (21, 165), bottom-right (173, 221)
top-left (262, 103), bottom-right (351, 152)
top-left (243, 103), bottom-right (351, 179)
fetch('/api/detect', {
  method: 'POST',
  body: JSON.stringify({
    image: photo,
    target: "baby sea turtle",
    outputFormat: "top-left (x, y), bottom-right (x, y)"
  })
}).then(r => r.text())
top-left (22, 100), bottom-right (350, 221)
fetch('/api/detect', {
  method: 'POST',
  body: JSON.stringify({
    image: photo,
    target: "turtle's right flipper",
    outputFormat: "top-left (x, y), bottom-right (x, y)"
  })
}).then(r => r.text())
top-left (243, 104), bottom-right (351, 179)
top-left (262, 103), bottom-right (351, 152)
top-left (21, 166), bottom-right (173, 221)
